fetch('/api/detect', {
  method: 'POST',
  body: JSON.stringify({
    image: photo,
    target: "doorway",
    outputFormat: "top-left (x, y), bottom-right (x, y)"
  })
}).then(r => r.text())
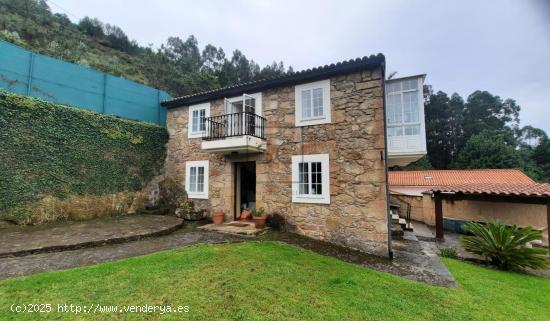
top-left (234, 161), bottom-right (256, 220)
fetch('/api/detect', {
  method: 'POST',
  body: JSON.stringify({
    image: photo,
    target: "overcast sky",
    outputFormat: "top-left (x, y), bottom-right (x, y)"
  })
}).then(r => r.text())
top-left (50, 0), bottom-right (550, 132)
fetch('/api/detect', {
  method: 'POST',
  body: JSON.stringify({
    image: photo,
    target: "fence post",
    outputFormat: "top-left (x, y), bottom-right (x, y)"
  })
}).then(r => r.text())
top-left (26, 52), bottom-right (35, 96)
top-left (102, 74), bottom-right (107, 113)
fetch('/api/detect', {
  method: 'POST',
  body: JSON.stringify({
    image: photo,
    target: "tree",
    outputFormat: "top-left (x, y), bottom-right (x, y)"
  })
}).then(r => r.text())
top-left (452, 129), bottom-right (523, 169)
top-left (78, 16), bottom-right (105, 38)
top-left (424, 90), bottom-right (464, 168)
top-left (518, 125), bottom-right (547, 149)
top-left (462, 91), bottom-right (520, 143)
top-left (532, 137), bottom-right (550, 182)
top-left (104, 24), bottom-right (138, 53)
top-left (258, 61), bottom-right (287, 79)
top-left (401, 155), bottom-right (434, 170)
top-left (201, 44), bottom-right (225, 72)
top-left (163, 35), bottom-right (201, 71)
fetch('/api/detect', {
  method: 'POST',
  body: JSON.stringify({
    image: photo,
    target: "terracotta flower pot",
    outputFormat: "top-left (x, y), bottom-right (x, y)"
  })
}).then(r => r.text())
top-left (252, 215), bottom-right (267, 229)
top-left (212, 211), bottom-right (224, 225)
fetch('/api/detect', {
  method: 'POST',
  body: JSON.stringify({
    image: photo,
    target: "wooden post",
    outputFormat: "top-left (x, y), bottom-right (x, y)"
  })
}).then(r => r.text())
top-left (435, 193), bottom-right (444, 240)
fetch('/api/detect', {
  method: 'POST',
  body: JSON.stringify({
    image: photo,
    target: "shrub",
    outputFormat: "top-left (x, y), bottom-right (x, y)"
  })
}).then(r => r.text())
top-left (461, 221), bottom-right (549, 270)
top-left (439, 247), bottom-right (458, 259)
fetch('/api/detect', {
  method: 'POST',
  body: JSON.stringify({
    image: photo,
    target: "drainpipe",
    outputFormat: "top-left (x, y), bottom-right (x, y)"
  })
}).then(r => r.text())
top-left (381, 63), bottom-right (393, 259)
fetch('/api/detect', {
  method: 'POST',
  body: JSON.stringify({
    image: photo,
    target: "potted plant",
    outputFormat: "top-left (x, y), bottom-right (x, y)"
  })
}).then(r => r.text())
top-left (251, 207), bottom-right (267, 229)
top-left (212, 210), bottom-right (224, 225)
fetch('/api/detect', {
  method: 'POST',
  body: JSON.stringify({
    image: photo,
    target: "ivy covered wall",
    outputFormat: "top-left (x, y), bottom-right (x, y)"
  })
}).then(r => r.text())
top-left (0, 91), bottom-right (168, 223)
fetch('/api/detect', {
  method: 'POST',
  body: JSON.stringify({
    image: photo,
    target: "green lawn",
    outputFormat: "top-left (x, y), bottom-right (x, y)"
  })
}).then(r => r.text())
top-left (1, 242), bottom-right (549, 321)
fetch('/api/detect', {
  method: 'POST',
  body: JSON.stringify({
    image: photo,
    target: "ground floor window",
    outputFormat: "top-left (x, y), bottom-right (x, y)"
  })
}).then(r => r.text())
top-left (291, 154), bottom-right (330, 204)
top-left (185, 160), bottom-right (209, 199)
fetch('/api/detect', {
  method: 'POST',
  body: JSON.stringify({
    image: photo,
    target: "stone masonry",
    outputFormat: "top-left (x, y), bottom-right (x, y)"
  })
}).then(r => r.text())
top-left (164, 67), bottom-right (389, 256)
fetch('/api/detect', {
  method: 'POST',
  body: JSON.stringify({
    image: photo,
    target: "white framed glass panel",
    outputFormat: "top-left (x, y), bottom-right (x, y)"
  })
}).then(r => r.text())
top-left (189, 167), bottom-right (197, 192)
top-left (311, 162), bottom-right (322, 195)
top-left (188, 103), bottom-right (210, 138)
top-left (298, 162), bottom-right (309, 195)
top-left (388, 127), bottom-right (403, 137)
top-left (403, 91), bottom-right (419, 123)
top-left (312, 88), bottom-right (324, 117)
top-left (402, 79), bottom-right (417, 91)
top-left (295, 80), bottom-right (331, 126)
top-left (404, 125), bottom-right (420, 136)
top-left (387, 94), bottom-right (402, 124)
top-left (301, 89), bottom-right (312, 119)
top-left (386, 78), bottom-right (422, 139)
top-left (185, 160), bottom-right (209, 199)
top-left (292, 154), bottom-right (330, 204)
top-left (386, 81), bottom-right (401, 93)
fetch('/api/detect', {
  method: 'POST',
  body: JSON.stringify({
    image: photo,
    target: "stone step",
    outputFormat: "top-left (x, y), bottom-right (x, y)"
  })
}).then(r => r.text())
top-left (404, 222), bottom-right (414, 232)
top-left (391, 225), bottom-right (404, 239)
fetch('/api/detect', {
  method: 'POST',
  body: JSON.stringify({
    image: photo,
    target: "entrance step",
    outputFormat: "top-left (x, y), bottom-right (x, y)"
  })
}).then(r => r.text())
top-left (198, 221), bottom-right (268, 236)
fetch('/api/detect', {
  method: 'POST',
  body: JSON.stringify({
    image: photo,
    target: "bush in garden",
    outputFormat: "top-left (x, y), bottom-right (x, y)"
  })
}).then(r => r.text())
top-left (461, 221), bottom-right (549, 270)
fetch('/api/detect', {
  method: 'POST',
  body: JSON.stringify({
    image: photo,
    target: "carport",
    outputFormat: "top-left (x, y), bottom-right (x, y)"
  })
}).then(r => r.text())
top-left (430, 183), bottom-right (550, 252)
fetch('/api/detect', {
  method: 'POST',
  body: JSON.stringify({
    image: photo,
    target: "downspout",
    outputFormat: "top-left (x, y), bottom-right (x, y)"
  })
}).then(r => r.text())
top-left (381, 63), bottom-right (393, 259)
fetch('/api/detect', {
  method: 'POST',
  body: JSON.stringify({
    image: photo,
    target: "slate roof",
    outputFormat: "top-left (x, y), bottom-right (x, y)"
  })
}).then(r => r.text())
top-left (161, 54), bottom-right (385, 108)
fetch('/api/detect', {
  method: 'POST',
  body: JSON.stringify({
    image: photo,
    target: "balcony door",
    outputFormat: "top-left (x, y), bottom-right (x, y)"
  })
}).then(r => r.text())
top-left (224, 94), bottom-right (257, 137)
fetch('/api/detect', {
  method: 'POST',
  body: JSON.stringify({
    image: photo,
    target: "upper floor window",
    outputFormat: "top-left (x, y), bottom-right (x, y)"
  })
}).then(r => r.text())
top-left (185, 160), bottom-right (209, 199)
top-left (291, 154), bottom-right (330, 204)
top-left (188, 103), bottom-right (210, 138)
top-left (295, 80), bottom-right (331, 126)
top-left (386, 78), bottom-right (421, 137)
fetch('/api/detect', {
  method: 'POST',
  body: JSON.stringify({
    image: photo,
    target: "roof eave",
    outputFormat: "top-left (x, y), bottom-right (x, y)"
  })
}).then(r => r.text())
top-left (161, 55), bottom-right (385, 108)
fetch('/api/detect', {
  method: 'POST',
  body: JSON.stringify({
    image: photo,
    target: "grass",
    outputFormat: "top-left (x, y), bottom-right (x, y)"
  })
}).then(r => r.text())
top-left (0, 242), bottom-right (549, 321)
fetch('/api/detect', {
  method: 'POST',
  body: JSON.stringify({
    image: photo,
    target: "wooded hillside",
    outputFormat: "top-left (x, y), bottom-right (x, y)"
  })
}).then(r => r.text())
top-left (0, 0), bottom-right (291, 97)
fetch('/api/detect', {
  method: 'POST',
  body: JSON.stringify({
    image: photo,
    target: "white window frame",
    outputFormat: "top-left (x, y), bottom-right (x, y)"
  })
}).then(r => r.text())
top-left (291, 154), bottom-right (330, 204)
top-left (386, 78), bottom-right (422, 137)
top-left (185, 160), bottom-right (209, 199)
top-left (224, 92), bottom-right (262, 116)
top-left (295, 80), bottom-right (331, 126)
top-left (188, 103), bottom-right (210, 138)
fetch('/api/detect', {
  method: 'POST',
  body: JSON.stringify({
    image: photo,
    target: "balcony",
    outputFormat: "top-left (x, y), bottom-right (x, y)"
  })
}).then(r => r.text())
top-left (201, 112), bottom-right (267, 153)
top-left (385, 74), bottom-right (427, 167)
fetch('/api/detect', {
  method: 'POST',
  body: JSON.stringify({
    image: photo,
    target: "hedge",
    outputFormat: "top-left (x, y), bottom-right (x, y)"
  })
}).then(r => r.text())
top-left (0, 91), bottom-right (168, 223)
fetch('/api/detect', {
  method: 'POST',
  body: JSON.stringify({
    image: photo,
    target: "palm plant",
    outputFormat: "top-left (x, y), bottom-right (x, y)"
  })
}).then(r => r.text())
top-left (461, 221), bottom-right (549, 270)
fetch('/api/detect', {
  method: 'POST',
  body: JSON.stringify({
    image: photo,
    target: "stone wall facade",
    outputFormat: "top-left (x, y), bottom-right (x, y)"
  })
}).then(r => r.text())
top-left (165, 67), bottom-right (389, 256)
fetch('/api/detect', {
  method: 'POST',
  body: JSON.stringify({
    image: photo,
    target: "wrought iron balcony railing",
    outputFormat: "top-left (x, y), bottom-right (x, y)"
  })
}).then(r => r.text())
top-left (202, 112), bottom-right (266, 141)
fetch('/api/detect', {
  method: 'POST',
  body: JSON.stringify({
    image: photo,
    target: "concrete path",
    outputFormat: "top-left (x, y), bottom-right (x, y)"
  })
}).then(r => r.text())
top-left (0, 215), bottom-right (183, 258)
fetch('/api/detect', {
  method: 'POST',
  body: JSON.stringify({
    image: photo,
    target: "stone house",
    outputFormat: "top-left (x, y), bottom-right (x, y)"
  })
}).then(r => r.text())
top-left (161, 55), bottom-right (427, 257)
